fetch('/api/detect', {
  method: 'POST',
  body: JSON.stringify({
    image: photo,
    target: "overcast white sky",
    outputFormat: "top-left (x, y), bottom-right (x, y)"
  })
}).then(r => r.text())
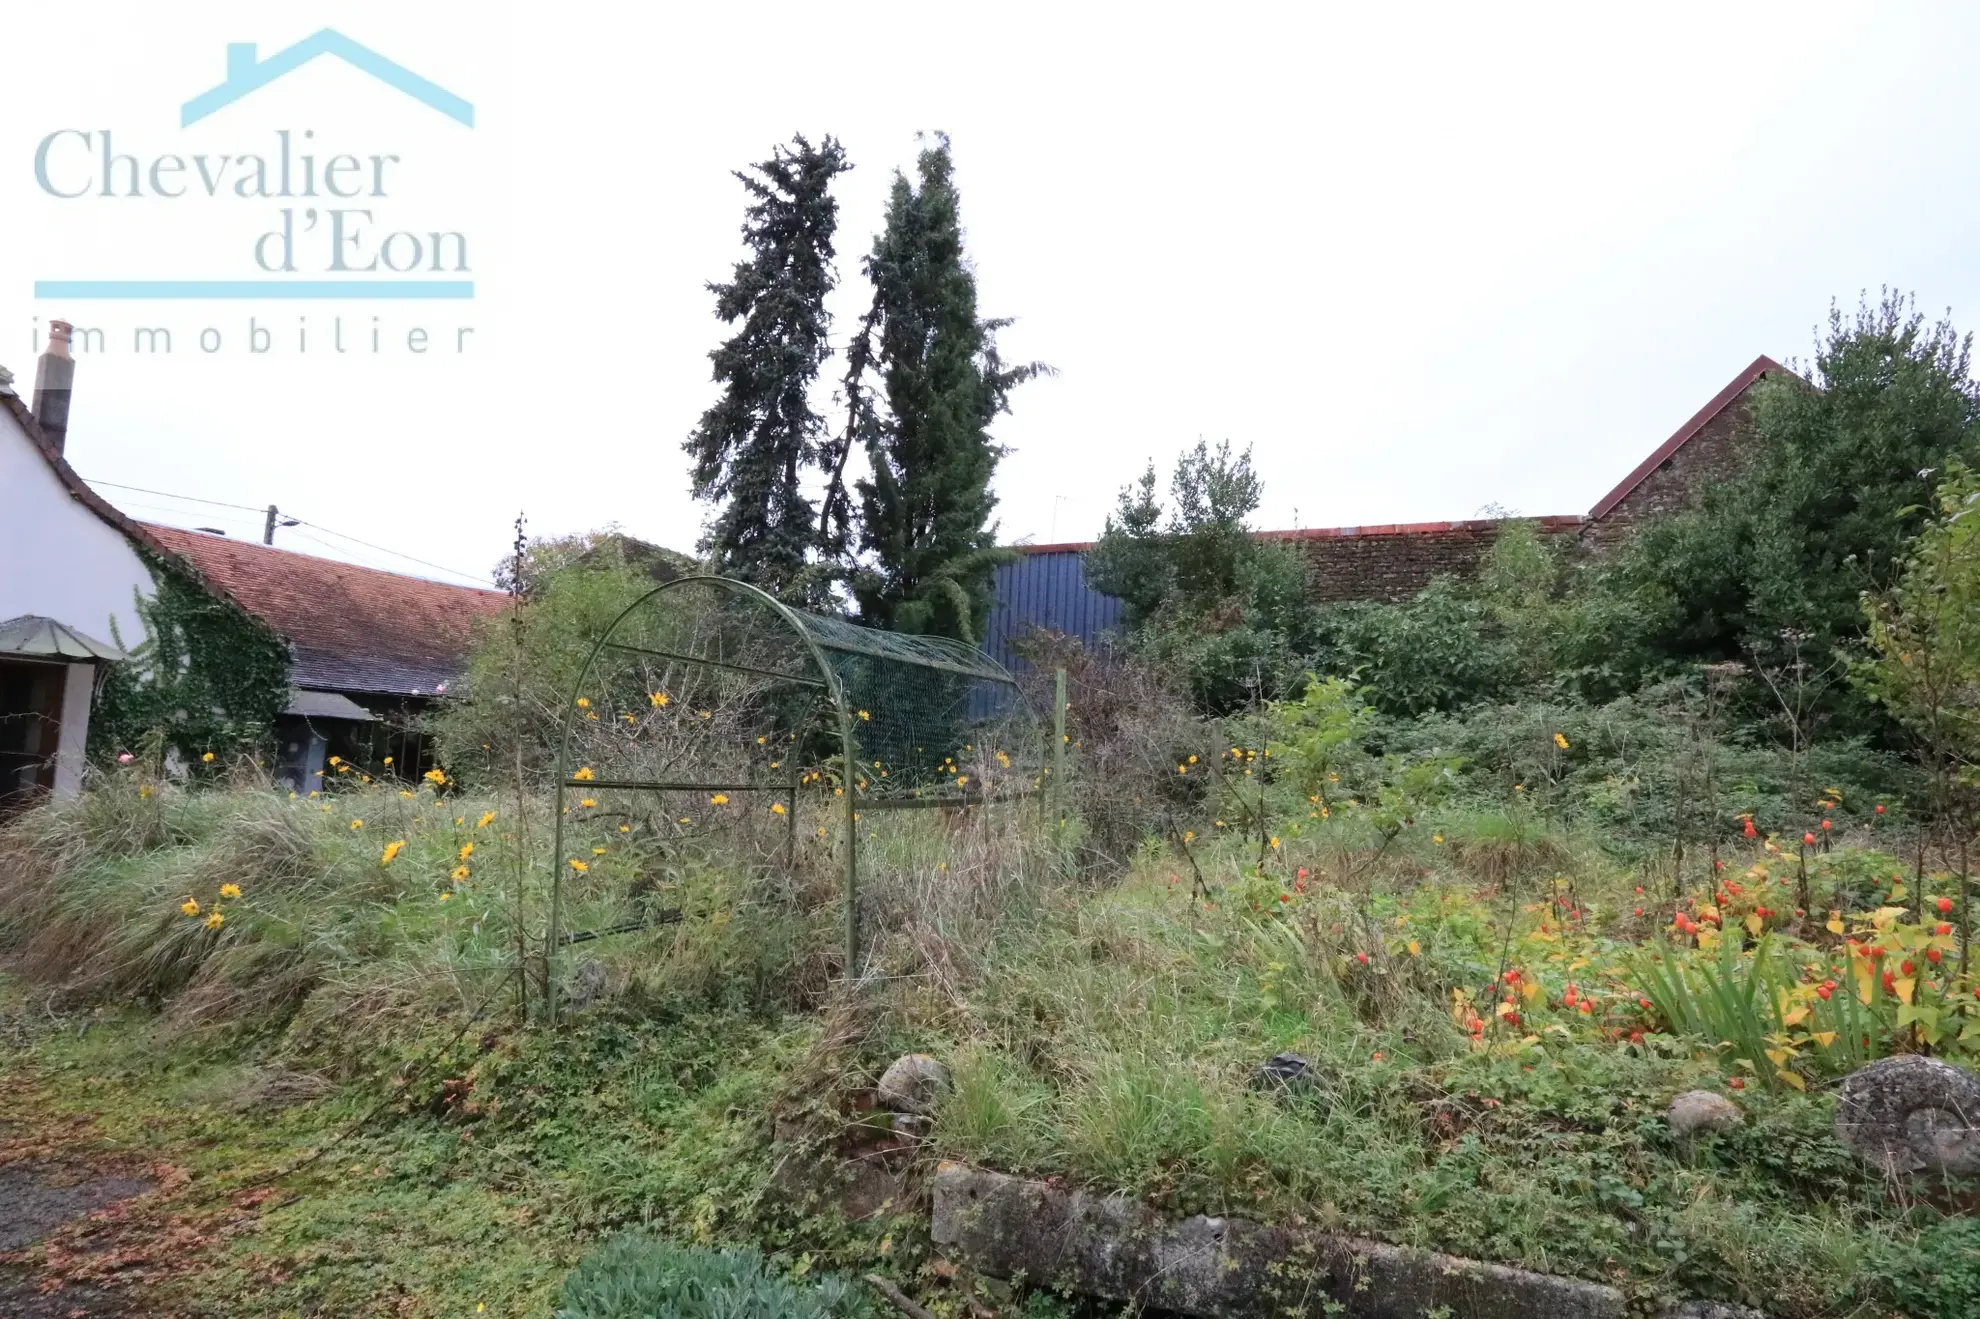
top-left (4, 3), bottom-right (1979, 587)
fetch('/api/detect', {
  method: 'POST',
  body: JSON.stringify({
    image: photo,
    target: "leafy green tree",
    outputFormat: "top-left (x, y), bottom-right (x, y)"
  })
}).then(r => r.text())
top-left (1083, 461), bottom-right (1172, 624)
top-left (1858, 460), bottom-right (1980, 930)
top-left (1611, 292), bottom-right (1980, 673)
top-left (850, 135), bottom-right (1047, 640)
top-left (1088, 440), bottom-right (1312, 713)
top-left (1089, 440), bottom-right (1266, 621)
top-left (684, 135), bottom-right (851, 603)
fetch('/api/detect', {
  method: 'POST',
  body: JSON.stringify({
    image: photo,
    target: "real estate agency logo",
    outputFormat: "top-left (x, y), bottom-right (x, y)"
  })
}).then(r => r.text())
top-left (27, 29), bottom-right (478, 359)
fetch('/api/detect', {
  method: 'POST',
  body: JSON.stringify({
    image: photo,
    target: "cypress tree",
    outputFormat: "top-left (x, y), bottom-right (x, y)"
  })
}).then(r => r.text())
top-left (685, 135), bottom-right (851, 602)
top-left (849, 135), bottom-right (1047, 640)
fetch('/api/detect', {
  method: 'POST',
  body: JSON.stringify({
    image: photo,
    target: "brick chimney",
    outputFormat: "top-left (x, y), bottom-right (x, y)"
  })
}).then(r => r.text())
top-left (32, 320), bottom-right (75, 456)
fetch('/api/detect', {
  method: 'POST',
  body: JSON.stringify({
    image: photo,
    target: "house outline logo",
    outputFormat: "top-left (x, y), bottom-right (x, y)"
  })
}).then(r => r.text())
top-left (181, 29), bottom-right (475, 129)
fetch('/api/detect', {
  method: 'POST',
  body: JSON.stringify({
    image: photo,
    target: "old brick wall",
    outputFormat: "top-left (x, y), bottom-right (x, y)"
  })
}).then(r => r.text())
top-left (1581, 389), bottom-right (1761, 551)
top-left (1289, 517), bottom-right (1585, 604)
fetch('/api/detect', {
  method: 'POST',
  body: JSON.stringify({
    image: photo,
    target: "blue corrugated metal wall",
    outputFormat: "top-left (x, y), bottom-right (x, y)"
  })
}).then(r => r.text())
top-left (983, 549), bottom-right (1124, 675)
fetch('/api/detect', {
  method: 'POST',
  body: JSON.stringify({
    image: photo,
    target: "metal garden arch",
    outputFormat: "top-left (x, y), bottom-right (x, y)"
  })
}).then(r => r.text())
top-left (546, 574), bottom-right (1038, 1020)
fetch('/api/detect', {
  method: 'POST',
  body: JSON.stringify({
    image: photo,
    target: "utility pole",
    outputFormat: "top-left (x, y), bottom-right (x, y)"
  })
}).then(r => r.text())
top-left (263, 504), bottom-right (298, 545)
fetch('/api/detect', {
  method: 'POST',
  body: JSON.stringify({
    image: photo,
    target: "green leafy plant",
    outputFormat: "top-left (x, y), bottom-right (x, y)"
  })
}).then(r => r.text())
top-left (554, 1236), bottom-right (877, 1319)
top-left (90, 553), bottom-right (292, 767)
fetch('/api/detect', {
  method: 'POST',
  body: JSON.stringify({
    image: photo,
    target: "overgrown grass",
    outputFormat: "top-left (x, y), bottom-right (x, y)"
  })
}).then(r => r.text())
top-left (4, 774), bottom-right (1979, 1318)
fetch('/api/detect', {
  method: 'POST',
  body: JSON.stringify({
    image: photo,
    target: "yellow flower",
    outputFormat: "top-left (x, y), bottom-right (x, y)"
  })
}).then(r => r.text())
top-left (205, 911), bottom-right (225, 930)
top-left (1183, 830), bottom-right (1195, 844)
top-left (699, 710), bottom-right (711, 720)
top-left (328, 756), bottom-right (341, 766)
top-left (592, 846), bottom-right (607, 855)
top-left (477, 811), bottom-right (497, 828)
top-left (568, 858), bottom-right (589, 873)
top-left (618, 824), bottom-right (630, 833)
top-left (424, 768), bottom-right (447, 785)
top-left (439, 891), bottom-right (453, 902)
top-left (572, 767), bottom-right (595, 781)
top-left (1513, 784), bottom-right (1524, 792)
top-left (138, 784), bottom-right (154, 799)
top-left (1433, 833), bottom-right (1444, 844)
top-left (219, 883), bottom-right (241, 899)
top-left (711, 793), bottom-right (730, 805)
top-left (576, 697), bottom-right (591, 708)
top-left (650, 691), bottom-right (670, 706)
top-left (858, 710), bottom-right (870, 721)
top-left (580, 798), bottom-right (597, 809)
top-left (458, 842), bottom-right (475, 861)
top-left (451, 865), bottom-right (470, 880)
top-left (381, 839), bottom-right (407, 864)
top-left (1178, 765), bottom-right (1187, 775)
top-left (816, 826), bottom-right (827, 837)
top-left (771, 802), bottom-right (787, 815)
top-left (349, 818), bottom-right (364, 830)
top-left (1270, 836), bottom-right (1281, 849)
top-left (1187, 754), bottom-right (1197, 764)
top-left (201, 751), bottom-right (215, 763)
top-left (1553, 732), bottom-right (1569, 750)
top-left (996, 751), bottom-right (1010, 768)
top-left (956, 776), bottom-right (969, 788)
top-left (756, 736), bottom-right (767, 745)
top-left (181, 898), bottom-right (200, 917)
top-left (400, 789), bottom-right (415, 799)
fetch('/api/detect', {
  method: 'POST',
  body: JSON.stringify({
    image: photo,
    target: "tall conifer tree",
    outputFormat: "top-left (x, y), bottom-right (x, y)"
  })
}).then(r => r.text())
top-left (685, 135), bottom-right (851, 601)
top-left (849, 135), bottom-right (1047, 640)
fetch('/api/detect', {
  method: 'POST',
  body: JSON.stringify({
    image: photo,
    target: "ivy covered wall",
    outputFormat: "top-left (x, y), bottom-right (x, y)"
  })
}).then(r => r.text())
top-left (89, 552), bottom-right (292, 764)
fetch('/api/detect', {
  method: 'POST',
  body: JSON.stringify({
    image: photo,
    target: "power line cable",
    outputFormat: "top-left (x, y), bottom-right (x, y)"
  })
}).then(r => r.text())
top-left (289, 519), bottom-right (495, 586)
top-left (281, 527), bottom-right (491, 588)
top-left (77, 478), bottom-right (268, 515)
top-left (80, 474), bottom-right (496, 586)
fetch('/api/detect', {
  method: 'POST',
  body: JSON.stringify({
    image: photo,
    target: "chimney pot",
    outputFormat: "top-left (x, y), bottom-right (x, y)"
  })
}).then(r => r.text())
top-left (31, 320), bottom-right (76, 456)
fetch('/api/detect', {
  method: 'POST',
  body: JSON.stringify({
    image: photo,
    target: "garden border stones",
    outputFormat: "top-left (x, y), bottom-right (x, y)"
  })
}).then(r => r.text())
top-left (931, 1163), bottom-right (1764, 1319)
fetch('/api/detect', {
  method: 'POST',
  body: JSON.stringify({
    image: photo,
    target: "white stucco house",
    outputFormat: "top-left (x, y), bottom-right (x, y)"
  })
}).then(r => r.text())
top-left (0, 322), bottom-right (157, 809)
top-left (2, 321), bottom-right (508, 812)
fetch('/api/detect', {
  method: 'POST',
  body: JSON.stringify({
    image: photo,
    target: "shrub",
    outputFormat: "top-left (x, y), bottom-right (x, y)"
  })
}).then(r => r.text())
top-left (1880, 1215), bottom-right (1980, 1319)
top-left (553, 1236), bottom-right (876, 1319)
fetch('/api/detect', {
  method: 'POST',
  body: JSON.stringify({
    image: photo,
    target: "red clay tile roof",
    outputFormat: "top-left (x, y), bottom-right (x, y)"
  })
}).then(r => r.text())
top-left (142, 525), bottom-right (508, 697)
top-left (1587, 354), bottom-right (1788, 521)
